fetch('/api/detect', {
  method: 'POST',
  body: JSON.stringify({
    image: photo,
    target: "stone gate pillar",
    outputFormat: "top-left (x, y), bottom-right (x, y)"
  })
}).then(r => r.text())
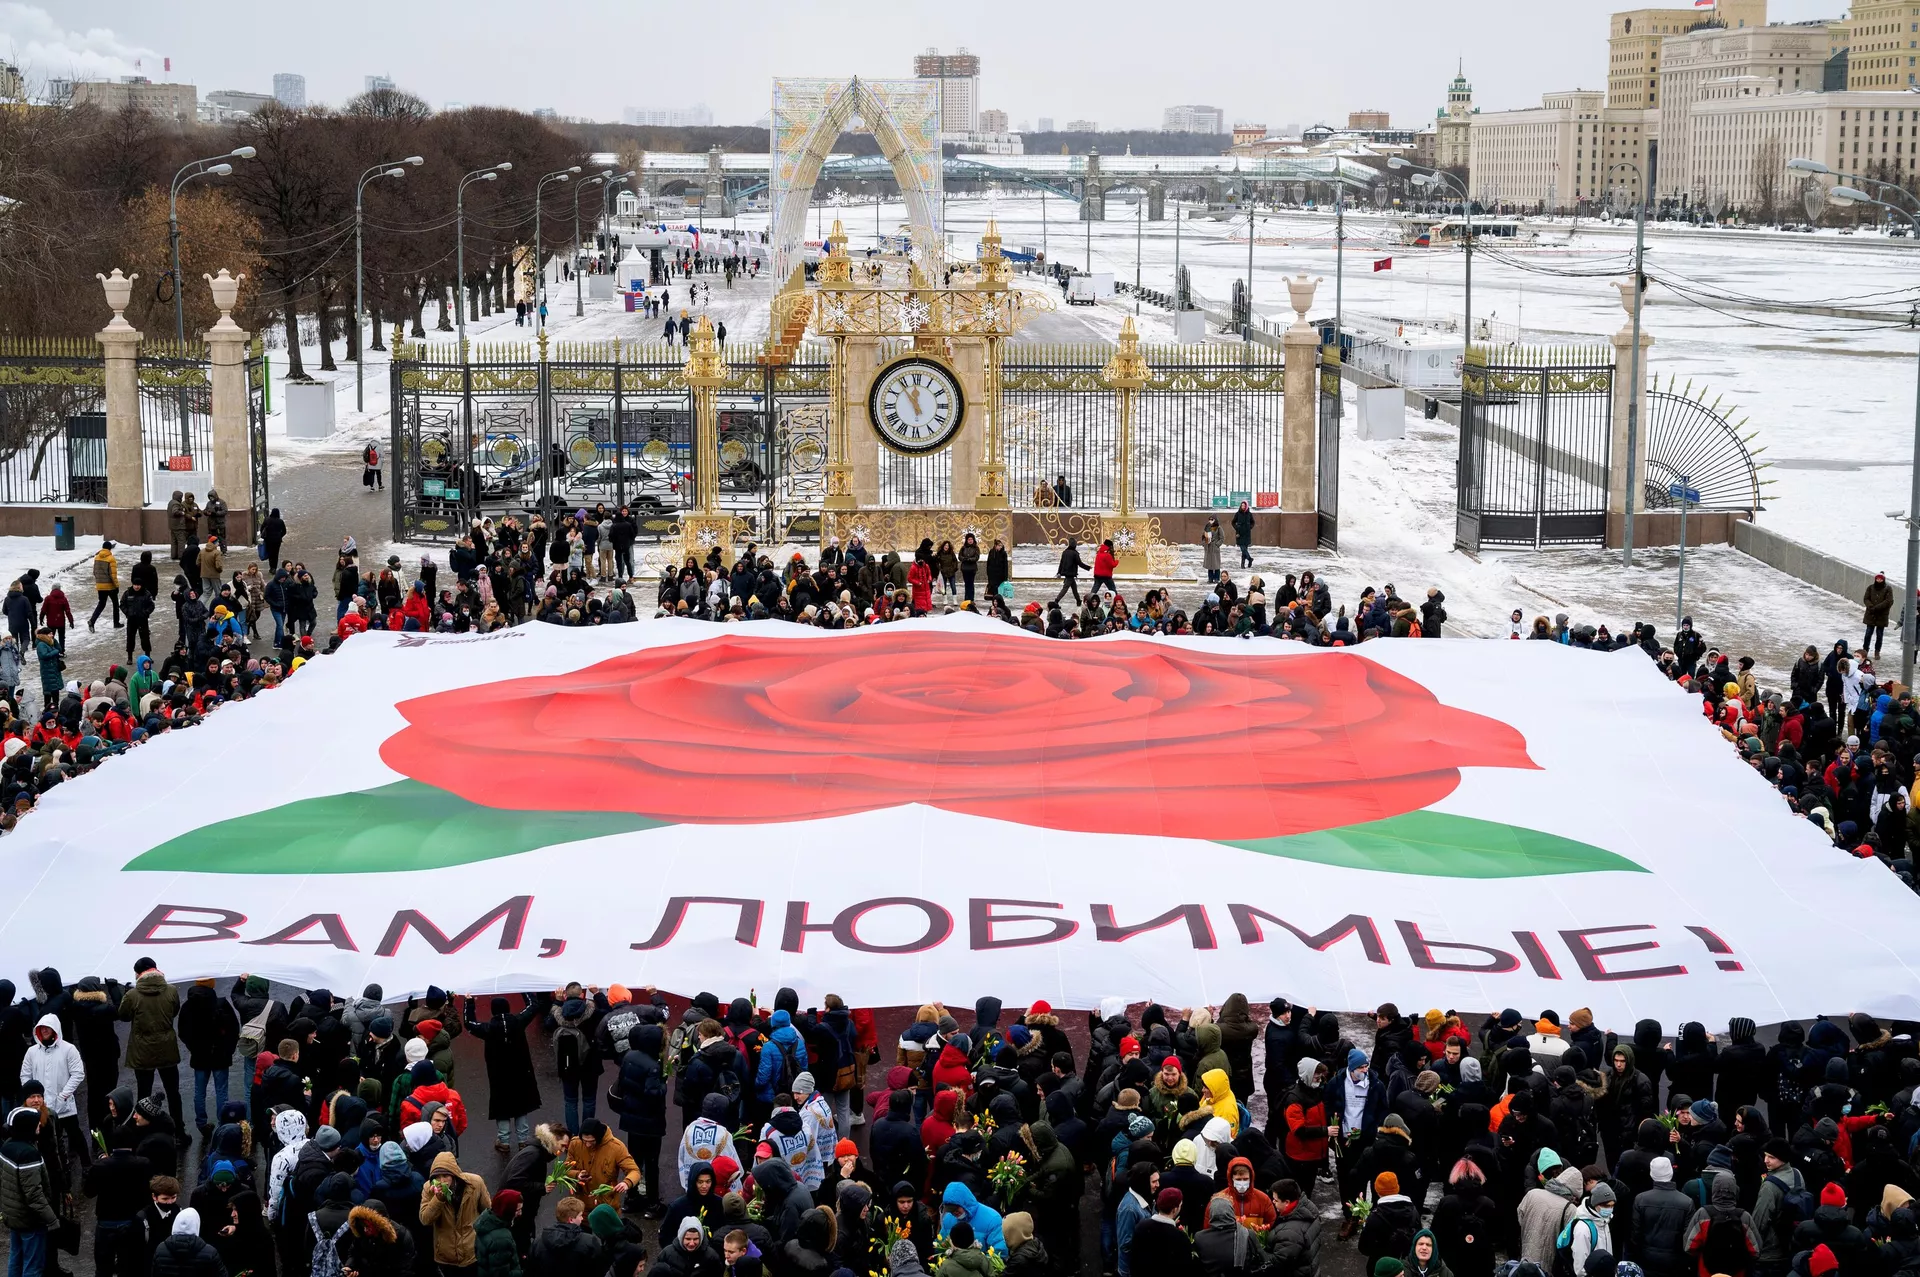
top-left (1147, 182), bottom-right (1165, 221)
top-left (95, 270), bottom-right (145, 543)
top-left (204, 270), bottom-right (255, 543)
top-left (1607, 280), bottom-right (1654, 549)
top-left (1280, 275), bottom-right (1322, 549)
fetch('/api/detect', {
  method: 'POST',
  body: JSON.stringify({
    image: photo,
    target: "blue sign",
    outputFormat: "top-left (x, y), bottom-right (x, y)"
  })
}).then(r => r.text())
top-left (1668, 482), bottom-right (1701, 505)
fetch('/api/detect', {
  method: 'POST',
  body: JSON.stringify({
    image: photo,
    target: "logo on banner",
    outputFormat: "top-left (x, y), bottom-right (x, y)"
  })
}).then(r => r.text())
top-left (126, 630), bottom-right (1643, 880)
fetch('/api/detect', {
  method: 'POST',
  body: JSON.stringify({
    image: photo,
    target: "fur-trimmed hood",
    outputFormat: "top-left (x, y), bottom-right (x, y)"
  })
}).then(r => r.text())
top-left (349, 1205), bottom-right (396, 1243)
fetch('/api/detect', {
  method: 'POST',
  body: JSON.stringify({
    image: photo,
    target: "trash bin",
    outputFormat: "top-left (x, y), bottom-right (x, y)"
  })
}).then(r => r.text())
top-left (52, 515), bottom-right (74, 551)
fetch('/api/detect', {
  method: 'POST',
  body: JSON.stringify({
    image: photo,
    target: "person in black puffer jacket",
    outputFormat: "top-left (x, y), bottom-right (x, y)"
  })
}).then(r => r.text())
top-left (868, 1088), bottom-right (924, 1191)
top-left (1718, 1020), bottom-right (1769, 1117)
top-left (607, 1025), bottom-right (667, 1211)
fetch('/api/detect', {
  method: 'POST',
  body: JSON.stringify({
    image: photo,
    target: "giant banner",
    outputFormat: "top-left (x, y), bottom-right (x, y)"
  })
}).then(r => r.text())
top-left (8, 615), bottom-right (1916, 1022)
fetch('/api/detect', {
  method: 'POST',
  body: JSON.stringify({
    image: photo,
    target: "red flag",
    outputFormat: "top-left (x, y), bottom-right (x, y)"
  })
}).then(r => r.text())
top-left (1373, 257), bottom-right (1393, 272)
top-left (164, 57), bottom-right (171, 73)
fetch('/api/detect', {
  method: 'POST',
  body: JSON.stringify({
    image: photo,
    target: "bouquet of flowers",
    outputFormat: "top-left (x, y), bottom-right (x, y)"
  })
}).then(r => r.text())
top-left (987, 1150), bottom-right (1027, 1207)
top-left (544, 1163), bottom-right (582, 1196)
top-left (1347, 1197), bottom-right (1372, 1226)
top-left (882, 1213), bottom-right (910, 1251)
top-left (1655, 1111), bottom-right (1681, 1132)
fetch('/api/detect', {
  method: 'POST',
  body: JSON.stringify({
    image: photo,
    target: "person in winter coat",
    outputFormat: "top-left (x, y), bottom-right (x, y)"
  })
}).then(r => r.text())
top-left (120, 964), bottom-right (185, 1133)
top-left (566, 1118), bottom-right (641, 1214)
top-left (339, 1203), bottom-right (415, 1277)
top-left (1520, 1165), bottom-right (1585, 1265)
top-left (1362, 1172), bottom-right (1422, 1272)
top-left (1231, 501), bottom-right (1256, 568)
top-left (754, 1011), bottom-right (808, 1108)
top-left (419, 1150), bottom-right (490, 1270)
top-left (1431, 1161), bottom-right (1500, 1277)
top-left (939, 1182), bottom-right (1007, 1258)
top-left (1267, 1178), bottom-right (1325, 1277)
top-left (1686, 1170), bottom-right (1759, 1277)
top-left (1054, 540), bottom-right (1085, 605)
top-left (472, 1190), bottom-right (522, 1277)
top-left (149, 1207), bottom-right (225, 1277)
top-left (1283, 1057), bottom-right (1333, 1185)
top-left (1567, 1184), bottom-right (1618, 1274)
top-left (1753, 1141), bottom-right (1807, 1276)
top-left (1863, 575), bottom-right (1896, 658)
top-left (18, 1014), bottom-right (83, 1135)
top-left (1201, 519), bottom-right (1224, 583)
top-left (606, 1025), bottom-right (668, 1209)
top-left (1636, 1157), bottom-right (1697, 1277)
top-left (750, 1158), bottom-right (815, 1246)
top-left (869, 1088), bottom-right (924, 1191)
top-left (0, 1104), bottom-right (60, 1272)
top-left (526, 1196), bottom-right (602, 1277)
top-left (499, 1123), bottom-right (565, 1252)
top-left (177, 982), bottom-right (239, 1135)
top-left (462, 996), bottom-right (541, 1154)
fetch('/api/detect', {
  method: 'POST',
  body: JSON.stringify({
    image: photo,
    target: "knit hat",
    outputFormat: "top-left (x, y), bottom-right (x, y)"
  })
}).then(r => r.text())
top-left (135, 1096), bottom-right (164, 1122)
top-left (1706, 1146), bottom-right (1735, 1170)
top-left (1811, 1246), bottom-right (1840, 1277)
top-left (368, 1015), bottom-right (394, 1039)
top-left (410, 1060), bottom-right (438, 1085)
top-left (1821, 1182), bottom-right (1848, 1209)
top-left (1569, 1008), bottom-right (1594, 1030)
top-left (403, 1037), bottom-right (429, 1064)
top-left (1414, 1071), bottom-right (1442, 1096)
top-left (1120, 1035), bottom-right (1140, 1055)
top-left (1374, 1172), bottom-right (1400, 1197)
top-left (588, 1204), bottom-right (624, 1241)
top-left (1649, 1157), bottom-right (1673, 1184)
top-left (1347, 1048), bottom-right (1369, 1071)
top-left (835, 1139), bottom-right (858, 1159)
top-left (314, 1126), bottom-right (341, 1151)
top-left (1424, 1009), bottom-right (1446, 1036)
top-left (1375, 1262), bottom-right (1405, 1277)
top-left (1381, 1114), bottom-right (1410, 1134)
top-left (1588, 1183), bottom-right (1616, 1207)
top-left (792, 1071), bottom-right (816, 1099)
top-left (1763, 1138), bottom-right (1793, 1162)
top-left (1689, 1099), bottom-right (1718, 1123)
top-left (492, 1189), bottom-right (522, 1218)
top-left (1028, 1000), bottom-right (1052, 1017)
top-left (1173, 1139), bottom-right (1198, 1166)
top-left (1155, 1188), bottom-right (1183, 1214)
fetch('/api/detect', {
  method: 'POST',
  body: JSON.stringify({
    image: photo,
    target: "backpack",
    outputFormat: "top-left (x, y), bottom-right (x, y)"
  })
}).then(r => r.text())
top-left (1553, 1212), bottom-right (1597, 1277)
top-left (767, 1038), bottom-right (804, 1097)
top-left (1700, 1210), bottom-right (1755, 1276)
top-left (238, 999), bottom-right (278, 1060)
top-left (1766, 1173), bottom-right (1815, 1249)
top-left (363, 445), bottom-right (379, 468)
top-left (310, 1216), bottom-right (349, 1277)
top-left (554, 1022), bottom-right (586, 1076)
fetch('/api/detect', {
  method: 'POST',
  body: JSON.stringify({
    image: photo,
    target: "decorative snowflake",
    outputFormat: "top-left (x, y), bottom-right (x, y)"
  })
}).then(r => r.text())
top-left (850, 524), bottom-right (872, 544)
top-left (896, 297), bottom-right (932, 331)
top-left (1113, 527), bottom-right (1138, 551)
top-left (695, 525), bottom-right (720, 547)
top-left (816, 296), bottom-right (849, 329)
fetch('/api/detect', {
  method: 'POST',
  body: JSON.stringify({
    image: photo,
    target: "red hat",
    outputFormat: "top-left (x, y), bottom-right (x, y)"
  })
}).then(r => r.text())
top-left (1120, 1035), bottom-right (1140, 1056)
top-left (1155, 1187), bottom-right (1183, 1213)
top-left (1811, 1245), bottom-right (1839, 1277)
top-left (835, 1139), bottom-right (858, 1159)
top-left (491, 1189), bottom-right (522, 1218)
top-left (711, 1155), bottom-right (740, 1189)
top-left (415, 1019), bottom-right (443, 1041)
top-left (1029, 1000), bottom-right (1052, 1017)
top-left (1820, 1182), bottom-right (1847, 1209)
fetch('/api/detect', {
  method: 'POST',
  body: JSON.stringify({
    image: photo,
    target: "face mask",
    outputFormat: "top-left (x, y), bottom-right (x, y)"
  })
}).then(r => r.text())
top-left (1233, 1178), bottom-right (1251, 1193)
top-left (1595, 1207), bottom-right (1614, 1219)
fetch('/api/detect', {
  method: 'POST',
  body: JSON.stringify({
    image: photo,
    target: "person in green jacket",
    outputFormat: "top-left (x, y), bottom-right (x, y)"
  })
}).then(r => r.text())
top-left (118, 960), bottom-right (183, 1136)
top-left (472, 1191), bottom-right (522, 1277)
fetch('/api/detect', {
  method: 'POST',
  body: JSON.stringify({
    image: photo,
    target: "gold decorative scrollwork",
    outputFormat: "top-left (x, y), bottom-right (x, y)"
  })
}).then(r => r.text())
top-left (0, 364), bottom-right (104, 388)
top-left (820, 508), bottom-right (1013, 555)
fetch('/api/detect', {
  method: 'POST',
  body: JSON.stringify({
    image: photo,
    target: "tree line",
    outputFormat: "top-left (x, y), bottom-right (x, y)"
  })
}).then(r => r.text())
top-left (0, 88), bottom-right (600, 377)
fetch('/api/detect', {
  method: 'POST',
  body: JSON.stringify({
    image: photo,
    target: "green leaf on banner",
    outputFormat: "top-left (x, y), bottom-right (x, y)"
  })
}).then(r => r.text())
top-left (124, 779), bottom-right (668, 874)
top-left (1222, 810), bottom-right (1645, 878)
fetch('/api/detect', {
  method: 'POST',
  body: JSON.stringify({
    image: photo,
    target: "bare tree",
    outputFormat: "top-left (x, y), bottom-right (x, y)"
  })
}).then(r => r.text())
top-left (1751, 135), bottom-right (1784, 225)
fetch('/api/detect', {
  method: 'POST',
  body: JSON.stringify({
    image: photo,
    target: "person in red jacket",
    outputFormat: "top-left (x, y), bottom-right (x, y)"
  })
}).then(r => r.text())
top-left (402, 582), bottom-right (432, 631)
top-left (1092, 540), bottom-right (1118, 595)
top-left (931, 1037), bottom-right (973, 1094)
top-left (907, 558), bottom-right (933, 616)
top-left (398, 1060), bottom-right (469, 1134)
top-left (1281, 1058), bottom-right (1331, 1183)
top-left (920, 1089), bottom-right (959, 1163)
top-left (39, 585), bottom-right (72, 651)
top-left (337, 600), bottom-right (370, 638)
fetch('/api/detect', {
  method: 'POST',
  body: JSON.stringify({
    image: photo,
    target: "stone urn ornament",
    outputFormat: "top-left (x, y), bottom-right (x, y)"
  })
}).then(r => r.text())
top-left (204, 269), bottom-right (246, 333)
top-left (1286, 275), bottom-right (1322, 328)
top-left (97, 269), bottom-right (138, 330)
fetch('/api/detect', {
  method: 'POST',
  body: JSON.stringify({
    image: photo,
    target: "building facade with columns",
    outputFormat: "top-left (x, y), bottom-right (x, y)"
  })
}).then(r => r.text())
top-left (1655, 20), bottom-right (1834, 200)
top-left (1609, 0), bottom-right (1768, 110)
top-left (1691, 87), bottom-right (1920, 210)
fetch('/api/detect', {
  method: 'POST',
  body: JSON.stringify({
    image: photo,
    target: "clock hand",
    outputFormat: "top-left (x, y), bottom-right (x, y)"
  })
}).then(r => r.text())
top-left (905, 386), bottom-right (923, 417)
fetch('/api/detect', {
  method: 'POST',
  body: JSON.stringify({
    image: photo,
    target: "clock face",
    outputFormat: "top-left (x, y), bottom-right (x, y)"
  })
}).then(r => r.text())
top-left (868, 357), bottom-right (964, 455)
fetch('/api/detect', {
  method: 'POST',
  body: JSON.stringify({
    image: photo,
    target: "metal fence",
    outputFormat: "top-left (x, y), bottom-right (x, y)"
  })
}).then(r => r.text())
top-left (390, 338), bottom-right (830, 544)
top-left (1002, 342), bottom-right (1286, 511)
top-left (1456, 347), bottom-right (1614, 551)
top-left (137, 341), bottom-right (214, 506)
top-left (1318, 345), bottom-right (1341, 549)
top-left (0, 339), bottom-right (108, 504)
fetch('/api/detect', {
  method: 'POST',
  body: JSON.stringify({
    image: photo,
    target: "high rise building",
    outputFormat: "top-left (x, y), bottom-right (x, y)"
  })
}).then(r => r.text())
top-left (364, 74), bottom-right (395, 94)
top-left (914, 48), bottom-right (980, 135)
top-left (273, 72), bottom-right (305, 108)
top-left (1065, 119), bottom-right (1099, 132)
top-left (1609, 0), bottom-right (1766, 109)
top-left (1163, 104), bottom-right (1225, 133)
top-left (1037, 116), bottom-right (1054, 132)
top-left (979, 107), bottom-right (1009, 133)
top-left (0, 63), bottom-right (23, 102)
top-left (1845, 0), bottom-right (1920, 88)
top-left (1349, 109), bottom-right (1392, 130)
top-left (1437, 64), bottom-right (1475, 171)
top-left (1653, 19), bottom-right (1831, 200)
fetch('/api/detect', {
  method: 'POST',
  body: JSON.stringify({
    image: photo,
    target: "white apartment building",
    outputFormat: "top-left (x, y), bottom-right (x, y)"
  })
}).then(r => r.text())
top-left (1656, 21), bottom-right (1832, 200)
top-left (1691, 86), bottom-right (1920, 209)
top-left (1163, 104), bottom-right (1225, 134)
top-left (1469, 90), bottom-right (1607, 208)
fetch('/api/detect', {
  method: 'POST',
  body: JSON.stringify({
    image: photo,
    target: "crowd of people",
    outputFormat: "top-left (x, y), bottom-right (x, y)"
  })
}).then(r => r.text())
top-left (5, 970), bottom-right (1920, 1277)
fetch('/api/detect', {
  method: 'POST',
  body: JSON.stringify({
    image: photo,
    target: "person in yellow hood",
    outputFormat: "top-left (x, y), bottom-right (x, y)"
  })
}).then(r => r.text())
top-left (1201, 1068), bottom-right (1241, 1138)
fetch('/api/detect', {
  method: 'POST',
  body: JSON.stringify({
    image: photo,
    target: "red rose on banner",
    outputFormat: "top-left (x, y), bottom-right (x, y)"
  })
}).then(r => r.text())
top-left (378, 629), bottom-right (1537, 840)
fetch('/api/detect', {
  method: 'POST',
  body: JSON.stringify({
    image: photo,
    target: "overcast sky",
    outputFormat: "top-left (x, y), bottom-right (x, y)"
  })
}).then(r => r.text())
top-left (12, 0), bottom-right (1850, 132)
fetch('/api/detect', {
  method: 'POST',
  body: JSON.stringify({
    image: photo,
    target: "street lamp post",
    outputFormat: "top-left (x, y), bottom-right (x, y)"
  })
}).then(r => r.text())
top-left (1833, 183), bottom-right (1920, 688)
top-left (1389, 158), bottom-right (1473, 349)
top-left (574, 170), bottom-right (612, 317)
top-left (1245, 179), bottom-right (1256, 344)
top-left (1134, 190), bottom-right (1142, 312)
top-left (600, 171), bottom-right (635, 289)
top-left (1609, 160), bottom-right (1648, 566)
top-left (170, 147), bottom-right (255, 351)
top-left (533, 166), bottom-right (580, 330)
top-left (455, 162), bottom-right (512, 347)
top-left (354, 154), bottom-right (423, 411)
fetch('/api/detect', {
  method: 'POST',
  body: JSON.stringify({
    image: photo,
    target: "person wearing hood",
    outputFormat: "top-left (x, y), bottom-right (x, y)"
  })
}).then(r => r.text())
top-left (462, 995), bottom-right (541, 1155)
top-left (0, 1104), bottom-right (59, 1276)
top-left (1685, 1171), bottom-right (1759, 1277)
top-left (869, 1086), bottom-right (924, 1192)
top-left (1360, 1113), bottom-right (1427, 1213)
top-left (750, 1156), bottom-right (815, 1245)
top-left (177, 981), bottom-right (239, 1138)
top-left (1216, 1155), bottom-right (1277, 1230)
top-left (358, 1136), bottom-right (425, 1232)
top-left (83, 1116), bottom-right (156, 1277)
top-left (68, 975), bottom-right (124, 1132)
top-left (678, 1019), bottom-right (747, 1133)
top-left (1599, 1046), bottom-right (1658, 1172)
top-left (677, 1090), bottom-right (735, 1192)
top-left (419, 1150), bottom-right (490, 1271)
top-left (759, 1092), bottom-right (823, 1196)
top-left (120, 962), bottom-right (185, 1139)
top-left (1190, 1195), bottom-right (1254, 1274)
top-left (656, 1213), bottom-right (723, 1276)
top-left (1520, 1165), bottom-right (1585, 1265)
top-left (1717, 1020), bottom-right (1769, 1117)
top-left (1163, 1138), bottom-right (1218, 1232)
top-left (939, 1181), bottom-right (1007, 1258)
top-left (18, 1015), bottom-right (82, 1161)
top-left (338, 1202), bottom-right (416, 1277)
top-left (753, 1010), bottom-right (808, 1109)
top-left (148, 1207), bottom-right (224, 1277)
top-left (967, 998), bottom-right (1006, 1068)
top-left (1764, 1023), bottom-right (1811, 1138)
top-left (1201, 1069), bottom-right (1242, 1139)
top-left (1361, 1171), bottom-right (1421, 1273)
top-left (882, 1180), bottom-right (936, 1270)
top-left (662, 1163), bottom-right (724, 1254)
top-left (1283, 1056), bottom-right (1333, 1185)
top-left (1406, 1227), bottom-right (1454, 1277)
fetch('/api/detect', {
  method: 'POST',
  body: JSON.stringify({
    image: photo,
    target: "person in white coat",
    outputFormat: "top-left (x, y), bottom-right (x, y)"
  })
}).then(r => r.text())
top-left (18, 1015), bottom-right (81, 1121)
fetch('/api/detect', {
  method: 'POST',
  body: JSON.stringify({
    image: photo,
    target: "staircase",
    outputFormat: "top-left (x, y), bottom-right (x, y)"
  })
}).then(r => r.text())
top-left (762, 291), bottom-right (813, 365)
